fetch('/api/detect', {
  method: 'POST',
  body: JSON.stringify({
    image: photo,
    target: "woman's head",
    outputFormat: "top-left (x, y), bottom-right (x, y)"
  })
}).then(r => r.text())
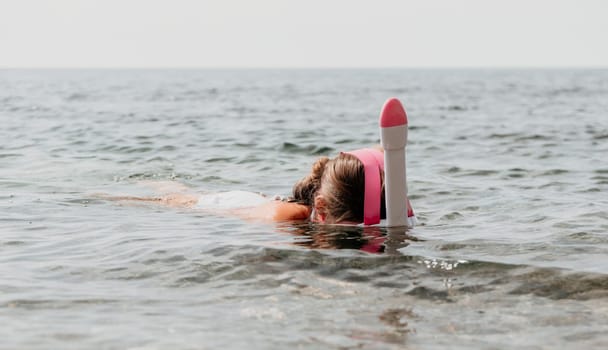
top-left (292, 153), bottom-right (386, 224)
top-left (292, 156), bottom-right (329, 208)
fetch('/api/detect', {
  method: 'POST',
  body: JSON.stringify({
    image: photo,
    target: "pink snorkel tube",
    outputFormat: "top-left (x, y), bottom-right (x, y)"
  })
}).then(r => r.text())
top-left (345, 98), bottom-right (416, 228)
top-left (380, 98), bottom-right (412, 227)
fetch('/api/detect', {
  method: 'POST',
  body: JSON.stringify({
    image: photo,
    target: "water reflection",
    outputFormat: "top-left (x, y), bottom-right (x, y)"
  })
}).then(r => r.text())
top-left (277, 223), bottom-right (421, 254)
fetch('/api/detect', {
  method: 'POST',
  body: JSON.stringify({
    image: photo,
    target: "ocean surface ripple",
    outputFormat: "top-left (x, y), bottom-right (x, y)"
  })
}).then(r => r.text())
top-left (1, 69), bottom-right (607, 349)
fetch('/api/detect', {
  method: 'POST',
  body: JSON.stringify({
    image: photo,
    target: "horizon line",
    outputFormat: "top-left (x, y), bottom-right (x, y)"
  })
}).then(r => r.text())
top-left (2, 65), bottom-right (607, 70)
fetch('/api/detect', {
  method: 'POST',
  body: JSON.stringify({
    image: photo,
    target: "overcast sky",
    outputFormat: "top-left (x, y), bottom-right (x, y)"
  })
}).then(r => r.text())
top-left (1, 0), bottom-right (606, 68)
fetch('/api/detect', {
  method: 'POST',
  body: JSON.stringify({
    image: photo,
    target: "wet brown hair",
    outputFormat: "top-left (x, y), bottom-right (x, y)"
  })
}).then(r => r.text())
top-left (292, 156), bottom-right (329, 207)
top-left (292, 153), bottom-right (386, 223)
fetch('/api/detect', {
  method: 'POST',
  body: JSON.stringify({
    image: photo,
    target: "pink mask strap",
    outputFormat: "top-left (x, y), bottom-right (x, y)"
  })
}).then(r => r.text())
top-left (371, 150), bottom-right (414, 218)
top-left (370, 149), bottom-right (384, 172)
top-left (343, 148), bottom-right (384, 225)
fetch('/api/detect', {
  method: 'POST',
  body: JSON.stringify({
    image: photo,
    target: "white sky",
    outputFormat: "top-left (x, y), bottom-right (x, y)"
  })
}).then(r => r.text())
top-left (1, 0), bottom-right (606, 68)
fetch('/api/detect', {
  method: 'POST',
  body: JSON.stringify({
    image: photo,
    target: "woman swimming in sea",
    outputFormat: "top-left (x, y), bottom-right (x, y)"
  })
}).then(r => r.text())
top-left (103, 98), bottom-right (416, 226)
top-left (101, 147), bottom-right (416, 226)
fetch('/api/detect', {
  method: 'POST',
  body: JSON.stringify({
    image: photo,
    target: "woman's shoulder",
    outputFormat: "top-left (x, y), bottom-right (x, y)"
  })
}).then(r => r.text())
top-left (219, 193), bottom-right (310, 222)
top-left (271, 201), bottom-right (311, 221)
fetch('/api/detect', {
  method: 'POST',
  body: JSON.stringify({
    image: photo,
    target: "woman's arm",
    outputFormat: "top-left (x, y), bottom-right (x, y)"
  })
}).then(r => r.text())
top-left (98, 192), bottom-right (310, 222)
top-left (94, 193), bottom-right (199, 207)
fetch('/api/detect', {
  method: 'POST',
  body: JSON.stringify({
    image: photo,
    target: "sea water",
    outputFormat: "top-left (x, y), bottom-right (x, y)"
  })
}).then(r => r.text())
top-left (1, 69), bottom-right (607, 349)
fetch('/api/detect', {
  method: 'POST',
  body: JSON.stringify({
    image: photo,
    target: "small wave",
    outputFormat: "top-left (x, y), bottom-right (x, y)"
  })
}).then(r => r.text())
top-left (64, 93), bottom-right (89, 101)
top-left (548, 87), bottom-right (584, 95)
top-left (145, 156), bottom-right (170, 162)
top-left (515, 134), bottom-right (554, 141)
top-left (466, 169), bottom-right (499, 176)
top-left (564, 232), bottom-right (608, 244)
top-left (440, 105), bottom-right (470, 111)
top-left (579, 211), bottom-right (608, 220)
top-left (538, 181), bottom-right (570, 189)
top-left (335, 138), bottom-right (356, 144)
top-left (539, 169), bottom-right (570, 176)
top-left (205, 156), bottom-right (236, 163)
top-left (0, 180), bottom-right (29, 188)
top-left (507, 172), bottom-right (526, 178)
top-left (123, 172), bottom-right (192, 181)
top-left (406, 286), bottom-right (451, 301)
top-left (508, 271), bottom-right (608, 300)
top-left (0, 153), bottom-right (22, 159)
top-left (439, 212), bottom-right (464, 221)
top-left (488, 132), bottom-right (522, 139)
top-left (100, 145), bottom-right (155, 154)
top-left (2, 298), bottom-right (120, 310)
top-left (443, 167), bottom-right (501, 177)
top-left (158, 145), bottom-right (177, 152)
top-left (280, 142), bottom-right (334, 155)
top-left (1, 240), bottom-right (26, 246)
top-left (580, 187), bottom-right (601, 192)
